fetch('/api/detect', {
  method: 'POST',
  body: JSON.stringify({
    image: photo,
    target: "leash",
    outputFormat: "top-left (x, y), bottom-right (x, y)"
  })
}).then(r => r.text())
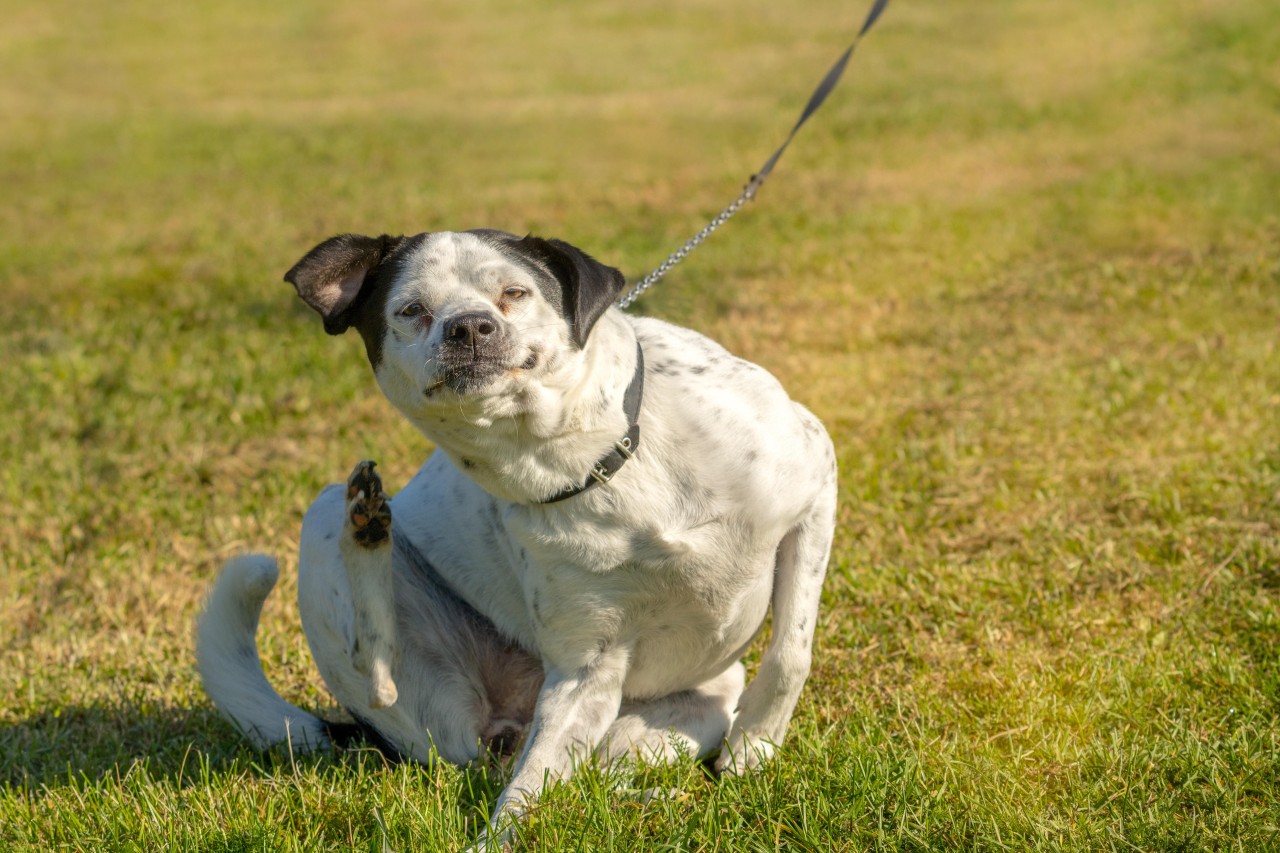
top-left (616, 0), bottom-right (891, 310)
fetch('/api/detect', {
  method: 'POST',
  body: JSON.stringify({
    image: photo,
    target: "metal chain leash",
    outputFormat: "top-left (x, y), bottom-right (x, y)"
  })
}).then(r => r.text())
top-left (615, 0), bottom-right (890, 310)
top-left (615, 178), bottom-right (762, 310)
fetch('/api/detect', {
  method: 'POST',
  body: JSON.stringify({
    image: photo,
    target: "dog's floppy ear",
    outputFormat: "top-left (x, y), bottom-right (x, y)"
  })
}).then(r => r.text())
top-left (285, 234), bottom-right (405, 335)
top-left (513, 236), bottom-right (626, 348)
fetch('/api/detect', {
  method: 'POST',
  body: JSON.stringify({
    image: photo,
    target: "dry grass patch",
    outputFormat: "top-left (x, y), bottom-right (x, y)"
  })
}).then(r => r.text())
top-left (3, 0), bottom-right (1279, 849)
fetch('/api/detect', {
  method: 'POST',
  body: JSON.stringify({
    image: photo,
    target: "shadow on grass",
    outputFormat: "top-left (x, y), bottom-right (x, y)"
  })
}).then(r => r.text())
top-left (0, 701), bottom-right (250, 790)
top-left (0, 699), bottom-right (507, 816)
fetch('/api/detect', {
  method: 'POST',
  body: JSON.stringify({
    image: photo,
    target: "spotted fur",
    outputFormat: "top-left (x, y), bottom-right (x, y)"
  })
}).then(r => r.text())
top-left (196, 231), bottom-right (837, 842)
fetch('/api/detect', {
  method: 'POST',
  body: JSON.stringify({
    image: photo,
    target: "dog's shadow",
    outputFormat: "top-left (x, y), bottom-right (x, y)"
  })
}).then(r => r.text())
top-left (2, 699), bottom-right (506, 819)
top-left (1, 700), bottom-right (250, 790)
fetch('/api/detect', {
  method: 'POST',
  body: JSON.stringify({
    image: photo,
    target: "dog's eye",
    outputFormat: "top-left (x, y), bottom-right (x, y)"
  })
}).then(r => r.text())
top-left (503, 287), bottom-right (528, 300)
top-left (398, 302), bottom-right (428, 318)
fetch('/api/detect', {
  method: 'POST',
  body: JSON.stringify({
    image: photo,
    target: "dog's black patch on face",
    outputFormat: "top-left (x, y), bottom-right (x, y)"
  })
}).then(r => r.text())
top-left (469, 230), bottom-right (565, 320)
top-left (286, 233), bottom-right (426, 370)
top-left (470, 231), bottom-right (625, 349)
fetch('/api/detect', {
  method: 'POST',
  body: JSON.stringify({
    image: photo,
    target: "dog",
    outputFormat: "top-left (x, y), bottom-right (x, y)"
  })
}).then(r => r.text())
top-left (196, 230), bottom-right (837, 841)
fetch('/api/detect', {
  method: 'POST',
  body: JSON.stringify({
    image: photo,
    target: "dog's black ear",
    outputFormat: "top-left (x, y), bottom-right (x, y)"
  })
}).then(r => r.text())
top-left (285, 234), bottom-right (405, 335)
top-left (513, 236), bottom-right (626, 348)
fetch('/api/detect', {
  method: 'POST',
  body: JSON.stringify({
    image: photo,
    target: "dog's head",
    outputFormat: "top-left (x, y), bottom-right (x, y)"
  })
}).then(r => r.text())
top-left (285, 230), bottom-right (627, 416)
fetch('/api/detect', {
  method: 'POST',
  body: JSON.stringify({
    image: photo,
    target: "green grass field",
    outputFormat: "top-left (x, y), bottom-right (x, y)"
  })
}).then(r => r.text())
top-left (3, 0), bottom-right (1278, 849)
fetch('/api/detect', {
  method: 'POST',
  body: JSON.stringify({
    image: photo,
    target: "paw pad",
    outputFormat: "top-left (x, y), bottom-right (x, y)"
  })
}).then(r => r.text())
top-left (346, 460), bottom-right (392, 548)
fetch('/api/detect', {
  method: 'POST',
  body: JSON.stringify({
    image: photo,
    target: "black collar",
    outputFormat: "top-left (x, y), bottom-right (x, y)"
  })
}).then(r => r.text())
top-left (540, 341), bottom-right (645, 504)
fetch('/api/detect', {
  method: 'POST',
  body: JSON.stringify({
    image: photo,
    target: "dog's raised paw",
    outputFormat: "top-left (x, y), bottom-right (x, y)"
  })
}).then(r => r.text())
top-left (346, 460), bottom-right (392, 548)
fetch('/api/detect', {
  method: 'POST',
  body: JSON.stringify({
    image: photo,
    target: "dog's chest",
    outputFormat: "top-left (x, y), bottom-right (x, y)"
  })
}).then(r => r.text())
top-left (502, 504), bottom-right (776, 686)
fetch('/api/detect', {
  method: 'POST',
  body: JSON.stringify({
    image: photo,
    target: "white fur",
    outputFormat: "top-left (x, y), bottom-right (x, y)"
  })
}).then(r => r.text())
top-left (196, 231), bottom-right (837, 839)
top-left (195, 554), bottom-right (331, 752)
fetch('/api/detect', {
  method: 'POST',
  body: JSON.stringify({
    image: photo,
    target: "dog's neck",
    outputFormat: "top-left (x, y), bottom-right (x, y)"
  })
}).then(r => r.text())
top-left (402, 311), bottom-right (640, 506)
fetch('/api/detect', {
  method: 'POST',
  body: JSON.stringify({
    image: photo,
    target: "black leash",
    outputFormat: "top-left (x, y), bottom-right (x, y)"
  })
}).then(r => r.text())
top-left (616, 0), bottom-right (891, 309)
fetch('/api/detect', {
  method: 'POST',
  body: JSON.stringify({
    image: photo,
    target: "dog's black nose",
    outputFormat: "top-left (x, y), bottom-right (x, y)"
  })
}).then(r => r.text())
top-left (443, 312), bottom-right (499, 345)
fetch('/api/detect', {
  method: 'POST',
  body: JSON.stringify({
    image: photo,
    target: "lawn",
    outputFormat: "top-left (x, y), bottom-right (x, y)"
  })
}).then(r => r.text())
top-left (2, 0), bottom-right (1278, 849)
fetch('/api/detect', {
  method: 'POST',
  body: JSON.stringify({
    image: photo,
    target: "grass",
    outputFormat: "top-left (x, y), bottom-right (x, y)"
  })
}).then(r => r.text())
top-left (2, 0), bottom-right (1279, 849)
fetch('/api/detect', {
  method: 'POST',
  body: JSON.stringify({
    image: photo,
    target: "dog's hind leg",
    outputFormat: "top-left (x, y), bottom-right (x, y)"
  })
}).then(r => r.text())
top-left (300, 477), bottom-right (538, 766)
top-left (715, 439), bottom-right (837, 774)
top-left (340, 460), bottom-right (399, 709)
top-left (597, 662), bottom-right (745, 765)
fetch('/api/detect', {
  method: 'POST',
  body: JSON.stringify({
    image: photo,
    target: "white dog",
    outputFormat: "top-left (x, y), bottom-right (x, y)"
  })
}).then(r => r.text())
top-left (196, 230), bottom-right (837, 839)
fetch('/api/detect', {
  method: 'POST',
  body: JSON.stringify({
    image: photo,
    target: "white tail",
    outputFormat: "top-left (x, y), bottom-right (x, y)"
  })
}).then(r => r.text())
top-left (195, 554), bottom-right (331, 752)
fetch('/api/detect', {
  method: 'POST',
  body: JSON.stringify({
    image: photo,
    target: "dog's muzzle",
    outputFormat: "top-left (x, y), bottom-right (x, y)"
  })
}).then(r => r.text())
top-left (435, 311), bottom-right (511, 395)
top-left (442, 311), bottom-right (500, 347)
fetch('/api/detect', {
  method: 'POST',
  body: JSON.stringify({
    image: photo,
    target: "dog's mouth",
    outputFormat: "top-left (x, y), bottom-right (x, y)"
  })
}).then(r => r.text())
top-left (424, 345), bottom-right (541, 399)
top-left (426, 363), bottom-right (501, 397)
top-left (425, 358), bottom-right (521, 398)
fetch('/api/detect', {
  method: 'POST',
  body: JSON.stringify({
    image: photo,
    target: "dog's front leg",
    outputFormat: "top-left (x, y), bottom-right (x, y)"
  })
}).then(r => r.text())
top-left (483, 648), bottom-right (629, 845)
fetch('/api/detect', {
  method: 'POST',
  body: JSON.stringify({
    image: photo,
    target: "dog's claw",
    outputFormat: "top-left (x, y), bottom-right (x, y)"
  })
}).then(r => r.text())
top-left (346, 460), bottom-right (391, 548)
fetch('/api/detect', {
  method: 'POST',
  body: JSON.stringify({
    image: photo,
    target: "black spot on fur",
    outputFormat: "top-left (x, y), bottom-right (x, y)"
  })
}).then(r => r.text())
top-left (651, 361), bottom-right (682, 377)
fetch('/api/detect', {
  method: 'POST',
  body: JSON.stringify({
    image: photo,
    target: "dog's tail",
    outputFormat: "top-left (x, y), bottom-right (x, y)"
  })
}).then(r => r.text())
top-left (195, 554), bottom-right (334, 752)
